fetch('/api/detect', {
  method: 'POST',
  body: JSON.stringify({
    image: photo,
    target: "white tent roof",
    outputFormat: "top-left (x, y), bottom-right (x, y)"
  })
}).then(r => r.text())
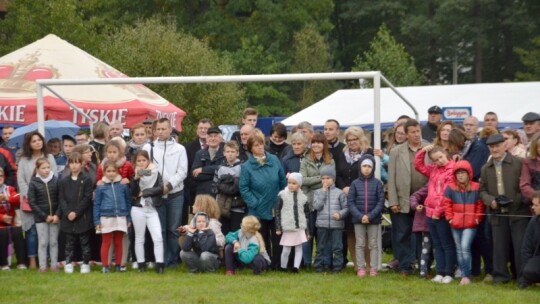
top-left (282, 82), bottom-right (540, 129)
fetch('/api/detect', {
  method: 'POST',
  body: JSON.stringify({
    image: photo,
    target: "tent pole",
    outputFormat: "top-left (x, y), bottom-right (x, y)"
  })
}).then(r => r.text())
top-left (36, 84), bottom-right (45, 136)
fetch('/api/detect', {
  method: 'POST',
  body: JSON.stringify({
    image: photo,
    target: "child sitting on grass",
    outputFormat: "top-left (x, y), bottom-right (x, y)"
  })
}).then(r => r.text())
top-left (180, 212), bottom-right (220, 273)
top-left (224, 215), bottom-right (270, 275)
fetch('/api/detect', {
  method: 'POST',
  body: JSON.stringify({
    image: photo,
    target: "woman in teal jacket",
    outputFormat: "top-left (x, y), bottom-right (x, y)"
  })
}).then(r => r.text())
top-left (240, 131), bottom-right (287, 268)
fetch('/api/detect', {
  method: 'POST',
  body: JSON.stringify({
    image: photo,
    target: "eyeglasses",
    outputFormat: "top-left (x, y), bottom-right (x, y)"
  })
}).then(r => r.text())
top-left (346, 138), bottom-right (359, 143)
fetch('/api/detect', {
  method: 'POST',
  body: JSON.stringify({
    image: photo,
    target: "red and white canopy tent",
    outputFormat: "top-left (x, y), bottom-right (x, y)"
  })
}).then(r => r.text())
top-left (0, 34), bottom-right (185, 130)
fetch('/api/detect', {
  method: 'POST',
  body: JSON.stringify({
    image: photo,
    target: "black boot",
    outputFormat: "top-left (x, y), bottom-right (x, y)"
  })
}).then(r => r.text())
top-left (138, 262), bottom-right (147, 273)
top-left (156, 263), bottom-right (165, 274)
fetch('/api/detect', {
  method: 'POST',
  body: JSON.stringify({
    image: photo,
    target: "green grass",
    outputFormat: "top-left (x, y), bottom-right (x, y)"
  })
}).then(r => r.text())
top-left (0, 263), bottom-right (537, 304)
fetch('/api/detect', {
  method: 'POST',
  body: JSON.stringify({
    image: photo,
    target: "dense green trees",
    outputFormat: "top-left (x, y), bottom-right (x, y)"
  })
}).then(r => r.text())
top-left (1, 0), bottom-right (538, 127)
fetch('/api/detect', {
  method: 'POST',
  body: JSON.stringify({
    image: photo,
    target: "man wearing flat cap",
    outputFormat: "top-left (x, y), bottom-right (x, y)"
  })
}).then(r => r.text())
top-left (421, 105), bottom-right (442, 143)
top-left (480, 134), bottom-right (530, 288)
top-left (521, 112), bottom-right (540, 147)
top-left (191, 126), bottom-right (225, 196)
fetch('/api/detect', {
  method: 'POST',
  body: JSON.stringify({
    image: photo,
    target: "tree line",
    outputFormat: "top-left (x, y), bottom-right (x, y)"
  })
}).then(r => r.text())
top-left (0, 0), bottom-right (538, 140)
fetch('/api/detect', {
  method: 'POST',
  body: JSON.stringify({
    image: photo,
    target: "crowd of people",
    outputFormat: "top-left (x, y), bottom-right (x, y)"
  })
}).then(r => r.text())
top-left (0, 106), bottom-right (539, 289)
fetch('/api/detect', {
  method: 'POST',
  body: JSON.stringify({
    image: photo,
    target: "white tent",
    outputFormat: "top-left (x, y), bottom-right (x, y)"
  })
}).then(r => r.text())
top-left (282, 82), bottom-right (540, 130)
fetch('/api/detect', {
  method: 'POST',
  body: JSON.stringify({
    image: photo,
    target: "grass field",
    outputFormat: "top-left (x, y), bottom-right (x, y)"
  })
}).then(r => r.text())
top-left (1, 262), bottom-right (538, 304)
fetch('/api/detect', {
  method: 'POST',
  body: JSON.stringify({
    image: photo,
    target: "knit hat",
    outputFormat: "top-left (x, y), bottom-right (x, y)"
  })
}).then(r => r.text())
top-left (288, 172), bottom-right (303, 186)
top-left (320, 166), bottom-right (336, 180)
top-left (361, 158), bottom-right (374, 168)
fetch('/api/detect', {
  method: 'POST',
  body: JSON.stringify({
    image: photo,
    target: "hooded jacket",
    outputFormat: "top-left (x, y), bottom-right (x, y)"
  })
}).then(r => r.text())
top-left (414, 149), bottom-right (455, 219)
top-left (347, 154), bottom-right (385, 224)
top-left (27, 173), bottom-right (60, 223)
top-left (443, 160), bottom-right (485, 229)
top-left (93, 174), bottom-right (132, 225)
top-left (313, 184), bottom-right (348, 229)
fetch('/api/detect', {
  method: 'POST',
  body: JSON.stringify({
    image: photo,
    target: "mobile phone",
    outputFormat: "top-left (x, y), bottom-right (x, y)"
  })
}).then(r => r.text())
top-left (138, 169), bottom-right (152, 176)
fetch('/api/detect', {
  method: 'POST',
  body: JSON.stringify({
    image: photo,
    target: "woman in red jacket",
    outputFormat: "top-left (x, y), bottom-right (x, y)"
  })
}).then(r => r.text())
top-left (0, 167), bottom-right (27, 270)
top-left (443, 160), bottom-right (485, 285)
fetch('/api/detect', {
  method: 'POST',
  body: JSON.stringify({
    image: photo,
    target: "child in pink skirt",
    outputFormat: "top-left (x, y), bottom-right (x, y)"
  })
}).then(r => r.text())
top-left (275, 173), bottom-right (309, 273)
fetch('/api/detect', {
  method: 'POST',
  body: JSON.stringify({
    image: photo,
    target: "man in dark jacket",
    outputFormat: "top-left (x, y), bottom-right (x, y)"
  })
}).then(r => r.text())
top-left (184, 118), bottom-right (213, 225)
top-left (191, 127), bottom-right (225, 196)
top-left (421, 106), bottom-right (442, 143)
top-left (480, 134), bottom-right (529, 288)
top-left (324, 119), bottom-right (345, 162)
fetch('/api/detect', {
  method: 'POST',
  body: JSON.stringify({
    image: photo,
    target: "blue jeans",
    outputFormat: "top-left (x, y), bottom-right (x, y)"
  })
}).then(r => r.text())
top-left (157, 191), bottom-right (183, 267)
top-left (428, 218), bottom-right (456, 276)
top-left (451, 228), bottom-right (477, 278)
top-left (313, 228), bottom-right (343, 272)
top-left (390, 212), bottom-right (414, 273)
top-left (25, 224), bottom-right (38, 258)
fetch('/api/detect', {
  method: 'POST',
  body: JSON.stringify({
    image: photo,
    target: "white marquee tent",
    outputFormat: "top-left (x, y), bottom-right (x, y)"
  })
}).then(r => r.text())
top-left (282, 82), bottom-right (540, 131)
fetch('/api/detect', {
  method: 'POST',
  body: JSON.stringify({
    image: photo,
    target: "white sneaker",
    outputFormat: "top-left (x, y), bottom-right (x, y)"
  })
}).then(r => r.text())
top-left (80, 264), bottom-right (90, 274)
top-left (1, 266), bottom-right (10, 271)
top-left (442, 275), bottom-right (454, 284)
top-left (454, 268), bottom-right (462, 278)
top-left (431, 274), bottom-right (444, 283)
top-left (64, 263), bottom-right (74, 274)
top-left (132, 262), bottom-right (138, 270)
top-left (147, 262), bottom-right (155, 269)
top-left (17, 264), bottom-right (27, 270)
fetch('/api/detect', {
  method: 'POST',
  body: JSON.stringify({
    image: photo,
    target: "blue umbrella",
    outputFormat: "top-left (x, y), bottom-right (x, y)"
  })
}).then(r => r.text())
top-left (8, 120), bottom-right (80, 148)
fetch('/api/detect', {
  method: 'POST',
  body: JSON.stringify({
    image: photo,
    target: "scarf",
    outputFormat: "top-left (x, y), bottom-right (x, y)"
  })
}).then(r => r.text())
top-left (254, 154), bottom-right (266, 166)
top-left (128, 140), bottom-right (148, 152)
top-left (138, 163), bottom-right (158, 207)
top-left (138, 163), bottom-right (158, 192)
top-left (343, 147), bottom-right (363, 165)
top-left (37, 171), bottom-right (54, 183)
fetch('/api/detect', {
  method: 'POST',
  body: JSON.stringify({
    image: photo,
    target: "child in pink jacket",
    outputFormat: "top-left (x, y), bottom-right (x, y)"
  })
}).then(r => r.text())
top-left (414, 144), bottom-right (456, 284)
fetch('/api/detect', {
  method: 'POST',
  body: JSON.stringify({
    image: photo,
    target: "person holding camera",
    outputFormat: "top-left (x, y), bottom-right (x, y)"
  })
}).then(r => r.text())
top-left (130, 150), bottom-right (164, 273)
top-left (480, 134), bottom-right (530, 288)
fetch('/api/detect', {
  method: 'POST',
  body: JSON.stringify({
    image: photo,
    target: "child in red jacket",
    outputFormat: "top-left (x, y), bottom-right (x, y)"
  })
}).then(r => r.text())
top-left (443, 160), bottom-right (485, 285)
top-left (0, 167), bottom-right (27, 270)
